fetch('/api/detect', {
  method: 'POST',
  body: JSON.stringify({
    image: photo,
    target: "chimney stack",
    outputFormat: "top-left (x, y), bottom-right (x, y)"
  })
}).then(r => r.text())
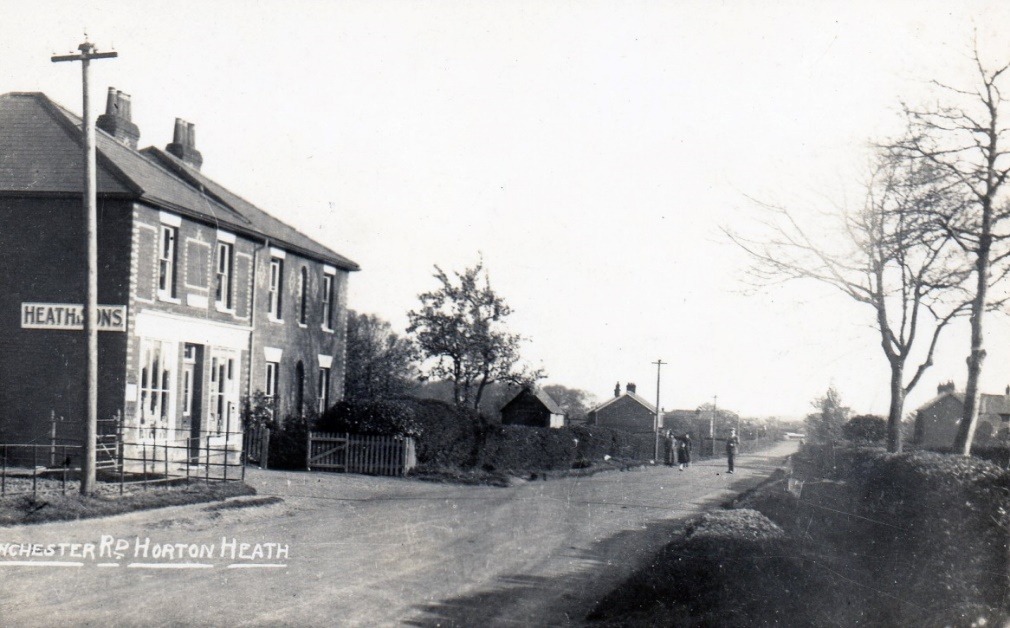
top-left (96, 87), bottom-right (140, 149)
top-left (938, 381), bottom-right (956, 395)
top-left (166, 117), bottom-right (203, 170)
top-left (626, 382), bottom-right (637, 394)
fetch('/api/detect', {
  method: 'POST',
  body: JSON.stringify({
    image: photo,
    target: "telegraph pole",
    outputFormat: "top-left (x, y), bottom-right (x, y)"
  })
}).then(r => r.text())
top-left (652, 359), bottom-right (665, 461)
top-left (52, 38), bottom-right (117, 494)
top-left (710, 395), bottom-right (718, 456)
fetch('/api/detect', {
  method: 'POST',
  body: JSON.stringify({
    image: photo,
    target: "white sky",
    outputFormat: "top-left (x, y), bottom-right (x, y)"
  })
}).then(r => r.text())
top-left (3, 0), bottom-right (1010, 418)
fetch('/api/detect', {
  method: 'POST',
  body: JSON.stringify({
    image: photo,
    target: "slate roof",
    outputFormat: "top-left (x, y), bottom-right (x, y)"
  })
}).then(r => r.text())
top-left (589, 391), bottom-right (657, 415)
top-left (916, 390), bottom-right (1010, 417)
top-left (0, 92), bottom-right (358, 271)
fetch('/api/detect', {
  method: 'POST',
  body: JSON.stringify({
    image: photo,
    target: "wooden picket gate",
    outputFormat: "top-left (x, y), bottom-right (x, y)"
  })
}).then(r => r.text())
top-left (306, 432), bottom-right (416, 477)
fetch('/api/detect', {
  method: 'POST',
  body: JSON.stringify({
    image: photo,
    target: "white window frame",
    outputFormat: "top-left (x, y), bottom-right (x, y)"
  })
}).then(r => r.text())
top-left (138, 339), bottom-right (178, 439)
top-left (157, 225), bottom-right (179, 301)
top-left (268, 258), bottom-right (283, 322)
top-left (265, 361), bottom-right (279, 400)
top-left (298, 266), bottom-right (309, 327)
top-left (215, 241), bottom-right (234, 311)
top-left (317, 367), bottom-right (331, 414)
top-left (321, 273), bottom-right (334, 331)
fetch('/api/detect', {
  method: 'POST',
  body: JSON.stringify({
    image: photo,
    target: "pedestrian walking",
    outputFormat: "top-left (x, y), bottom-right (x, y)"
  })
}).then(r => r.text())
top-left (726, 428), bottom-right (740, 473)
top-left (663, 430), bottom-right (676, 466)
top-left (677, 433), bottom-right (692, 470)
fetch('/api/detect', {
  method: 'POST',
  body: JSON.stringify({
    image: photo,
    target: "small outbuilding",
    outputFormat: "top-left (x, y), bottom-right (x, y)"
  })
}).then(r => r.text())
top-left (500, 387), bottom-right (566, 428)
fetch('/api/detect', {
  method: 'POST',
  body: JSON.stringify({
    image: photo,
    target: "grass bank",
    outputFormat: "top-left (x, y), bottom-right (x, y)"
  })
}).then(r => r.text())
top-left (0, 481), bottom-right (256, 526)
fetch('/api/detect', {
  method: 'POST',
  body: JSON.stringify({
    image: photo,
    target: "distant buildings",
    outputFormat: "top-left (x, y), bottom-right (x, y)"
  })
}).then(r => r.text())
top-left (0, 89), bottom-right (358, 451)
top-left (914, 382), bottom-right (1010, 448)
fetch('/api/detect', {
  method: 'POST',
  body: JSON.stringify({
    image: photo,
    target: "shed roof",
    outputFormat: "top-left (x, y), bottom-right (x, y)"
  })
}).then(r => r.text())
top-left (0, 92), bottom-right (358, 270)
top-left (502, 388), bottom-right (565, 416)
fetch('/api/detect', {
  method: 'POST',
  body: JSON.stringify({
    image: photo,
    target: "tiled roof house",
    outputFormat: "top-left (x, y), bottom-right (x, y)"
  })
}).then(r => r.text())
top-left (588, 382), bottom-right (657, 434)
top-left (0, 89), bottom-right (358, 454)
top-left (913, 382), bottom-right (1010, 448)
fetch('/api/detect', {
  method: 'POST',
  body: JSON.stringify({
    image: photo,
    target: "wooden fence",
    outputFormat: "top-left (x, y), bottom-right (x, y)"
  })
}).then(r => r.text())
top-left (243, 425), bottom-right (271, 469)
top-left (307, 432), bottom-right (416, 477)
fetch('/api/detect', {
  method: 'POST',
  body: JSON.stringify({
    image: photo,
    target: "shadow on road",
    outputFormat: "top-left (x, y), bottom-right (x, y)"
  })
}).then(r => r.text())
top-left (405, 472), bottom-right (770, 627)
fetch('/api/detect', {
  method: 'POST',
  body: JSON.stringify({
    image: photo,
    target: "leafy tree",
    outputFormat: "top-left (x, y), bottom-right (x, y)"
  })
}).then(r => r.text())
top-left (407, 260), bottom-right (544, 409)
top-left (842, 414), bottom-right (888, 443)
top-left (728, 147), bottom-right (971, 452)
top-left (542, 384), bottom-right (597, 424)
top-left (889, 51), bottom-right (1010, 454)
top-left (344, 311), bottom-right (418, 402)
top-left (805, 387), bottom-right (849, 447)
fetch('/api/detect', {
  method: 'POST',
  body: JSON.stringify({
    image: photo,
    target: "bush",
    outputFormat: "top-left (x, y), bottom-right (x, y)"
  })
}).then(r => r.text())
top-left (478, 425), bottom-right (579, 472)
top-left (789, 443), bottom-right (1010, 625)
top-left (267, 414), bottom-right (310, 470)
top-left (842, 414), bottom-right (887, 442)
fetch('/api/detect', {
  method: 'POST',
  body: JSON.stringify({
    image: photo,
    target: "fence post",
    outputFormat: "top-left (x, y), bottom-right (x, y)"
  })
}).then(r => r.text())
top-left (205, 436), bottom-right (210, 483)
top-left (50, 411), bottom-right (57, 467)
top-left (32, 446), bottom-right (37, 499)
top-left (142, 441), bottom-right (148, 490)
top-left (224, 428), bottom-right (230, 482)
top-left (61, 445), bottom-right (67, 495)
top-left (262, 428), bottom-right (270, 471)
top-left (1, 444), bottom-right (5, 496)
top-left (306, 431), bottom-right (312, 471)
top-left (164, 438), bottom-right (169, 482)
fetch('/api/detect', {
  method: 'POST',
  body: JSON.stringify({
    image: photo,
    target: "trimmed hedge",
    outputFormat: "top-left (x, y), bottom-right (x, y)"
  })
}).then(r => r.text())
top-left (791, 443), bottom-right (1010, 625)
top-left (319, 398), bottom-right (658, 473)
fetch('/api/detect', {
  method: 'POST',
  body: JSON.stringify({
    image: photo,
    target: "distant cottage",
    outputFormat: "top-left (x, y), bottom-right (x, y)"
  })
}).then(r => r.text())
top-left (588, 382), bottom-right (657, 434)
top-left (500, 387), bottom-right (565, 428)
top-left (914, 382), bottom-right (1010, 448)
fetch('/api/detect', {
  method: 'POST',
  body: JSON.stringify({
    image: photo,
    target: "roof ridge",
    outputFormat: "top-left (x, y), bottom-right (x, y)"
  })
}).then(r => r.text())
top-left (140, 147), bottom-right (251, 225)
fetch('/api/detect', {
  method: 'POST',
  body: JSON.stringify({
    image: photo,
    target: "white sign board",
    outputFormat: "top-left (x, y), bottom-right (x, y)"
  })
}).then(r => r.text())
top-left (21, 303), bottom-right (127, 332)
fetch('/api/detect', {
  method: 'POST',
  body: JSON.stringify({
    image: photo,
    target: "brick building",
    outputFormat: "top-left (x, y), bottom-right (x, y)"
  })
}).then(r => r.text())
top-left (0, 89), bottom-right (358, 452)
top-left (914, 382), bottom-right (1010, 448)
top-left (587, 382), bottom-right (657, 434)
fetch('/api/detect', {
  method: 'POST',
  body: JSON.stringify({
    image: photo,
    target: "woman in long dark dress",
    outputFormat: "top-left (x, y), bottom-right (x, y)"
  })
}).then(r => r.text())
top-left (677, 434), bottom-right (692, 470)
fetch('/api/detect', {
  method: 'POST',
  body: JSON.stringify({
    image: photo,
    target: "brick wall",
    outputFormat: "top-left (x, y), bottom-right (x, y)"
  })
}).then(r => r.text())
top-left (0, 196), bottom-right (132, 443)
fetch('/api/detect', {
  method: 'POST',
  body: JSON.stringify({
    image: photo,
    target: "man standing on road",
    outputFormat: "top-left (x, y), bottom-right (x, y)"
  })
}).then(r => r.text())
top-left (726, 428), bottom-right (739, 474)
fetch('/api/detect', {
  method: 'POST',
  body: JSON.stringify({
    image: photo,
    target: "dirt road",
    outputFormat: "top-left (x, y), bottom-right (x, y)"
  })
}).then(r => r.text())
top-left (0, 441), bottom-right (796, 627)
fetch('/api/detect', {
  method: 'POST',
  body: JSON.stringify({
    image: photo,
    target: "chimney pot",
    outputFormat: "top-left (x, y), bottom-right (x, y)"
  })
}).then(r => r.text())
top-left (104, 87), bottom-right (116, 116)
top-left (96, 86), bottom-right (140, 149)
top-left (166, 117), bottom-right (203, 170)
top-left (614, 382), bottom-right (620, 398)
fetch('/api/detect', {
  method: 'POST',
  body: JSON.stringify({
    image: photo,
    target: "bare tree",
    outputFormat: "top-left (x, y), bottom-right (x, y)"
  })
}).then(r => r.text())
top-left (728, 151), bottom-right (970, 452)
top-left (889, 51), bottom-right (1010, 454)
